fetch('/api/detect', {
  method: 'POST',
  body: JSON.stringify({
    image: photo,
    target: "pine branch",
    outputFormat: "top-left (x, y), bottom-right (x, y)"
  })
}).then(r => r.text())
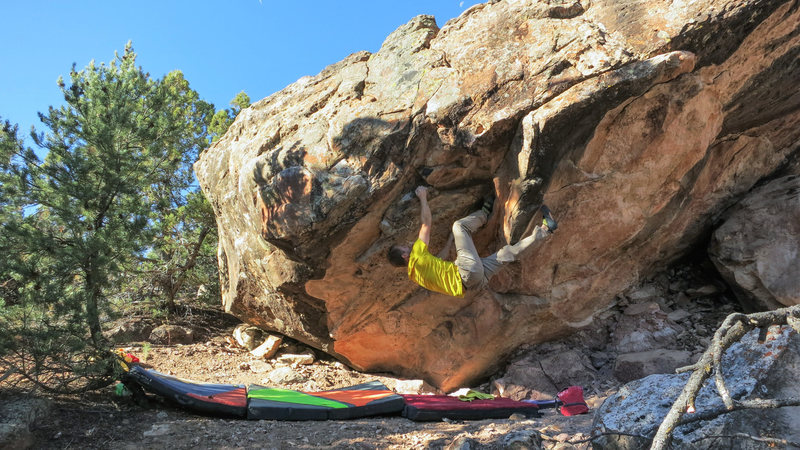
top-left (0, 366), bottom-right (18, 384)
top-left (0, 354), bottom-right (115, 394)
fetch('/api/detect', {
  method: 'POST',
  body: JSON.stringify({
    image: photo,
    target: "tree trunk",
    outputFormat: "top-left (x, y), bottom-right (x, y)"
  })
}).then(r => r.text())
top-left (84, 267), bottom-right (106, 348)
top-left (165, 225), bottom-right (211, 312)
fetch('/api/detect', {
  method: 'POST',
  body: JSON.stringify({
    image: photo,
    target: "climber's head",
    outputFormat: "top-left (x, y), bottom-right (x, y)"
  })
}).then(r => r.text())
top-left (387, 245), bottom-right (410, 267)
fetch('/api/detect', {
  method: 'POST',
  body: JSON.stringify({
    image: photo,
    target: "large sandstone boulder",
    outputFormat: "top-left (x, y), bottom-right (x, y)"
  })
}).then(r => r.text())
top-left (709, 175), bottom-right (800, 311)
top-left (195, 0), bottom-right (800, 390)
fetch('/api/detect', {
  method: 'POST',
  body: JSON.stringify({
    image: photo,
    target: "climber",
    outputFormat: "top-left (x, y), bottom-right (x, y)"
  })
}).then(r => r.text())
top-left (387, 186), bottom-right (557, 297)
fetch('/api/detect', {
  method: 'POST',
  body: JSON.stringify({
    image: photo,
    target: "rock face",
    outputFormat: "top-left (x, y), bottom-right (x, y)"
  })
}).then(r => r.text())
top-left (709, 175), bottom-right (800, 311)
top-left (194, 0), bottom-right (800, 390)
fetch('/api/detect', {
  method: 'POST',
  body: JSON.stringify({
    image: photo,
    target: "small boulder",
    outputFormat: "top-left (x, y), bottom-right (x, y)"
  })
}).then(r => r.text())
top-left (0, 398), bottom-right (52, 450)
top-left (142, 423), bottom-right (172, 437)
top-left (538, 350), bottom-right (596, 389)
top-left (445, 434), bottom-right (478, 450)
top-left (627, 284), bottom-right (661, 302)
top-left (612, 306), bottom-right (682, 353)
top-left (613, 349), bottom-right (693, 382)
top-left (264, 366), bottom-right (307, 385)
top-left (589, 351), bottom-right (611, 369)
top-left (232, 324), bottom-right (264, 350)
top-left (492, 349), bottom-right (596, 400)
top-left (502, 430), bottom-right (543, 449)
top-left (246, 360), bottom-right (271, 374)
top-left (104, 318), bottom-right (154, 344)
top-left (149, 325), bottom-right (193, 345)
top-left (277, 353), bottom-right (315, 365)
top-left (389, 379), bottom-right (437, 394)
top-left (492, 357), bottom-right (558, 401)
top-left (667, 309), bottom-right (691, 322)
top-left (250, 335), bottom-right (282, 359)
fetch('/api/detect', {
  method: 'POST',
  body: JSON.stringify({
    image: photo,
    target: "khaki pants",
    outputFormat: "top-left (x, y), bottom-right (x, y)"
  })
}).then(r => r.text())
top-left (453, 210), bottom-right (550, 290)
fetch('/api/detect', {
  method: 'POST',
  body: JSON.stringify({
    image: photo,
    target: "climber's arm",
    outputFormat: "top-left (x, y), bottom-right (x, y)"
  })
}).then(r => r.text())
top-left (416, 186), bottom-right (431, 245)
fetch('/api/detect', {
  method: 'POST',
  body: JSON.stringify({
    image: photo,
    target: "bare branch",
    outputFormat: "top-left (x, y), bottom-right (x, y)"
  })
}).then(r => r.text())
top-left (566, 431), bottom-right (653, 445)
top-left (675, 362), bottom-right (700, 373)
top-left (712, 360), bottom-right (733, 410)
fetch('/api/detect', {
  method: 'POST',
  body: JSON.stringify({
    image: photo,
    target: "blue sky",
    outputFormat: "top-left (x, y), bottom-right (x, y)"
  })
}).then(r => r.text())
top-left (1, 1), bottom-right (483, 144)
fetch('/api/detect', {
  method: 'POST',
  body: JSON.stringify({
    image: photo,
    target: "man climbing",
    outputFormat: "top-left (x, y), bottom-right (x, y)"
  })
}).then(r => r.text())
top-left (387, 186), bottom-right (558, 297)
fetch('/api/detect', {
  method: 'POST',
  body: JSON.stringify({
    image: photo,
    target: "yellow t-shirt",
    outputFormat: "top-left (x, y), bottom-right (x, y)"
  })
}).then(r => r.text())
top-left (407, 239), bottom-right (464, 297)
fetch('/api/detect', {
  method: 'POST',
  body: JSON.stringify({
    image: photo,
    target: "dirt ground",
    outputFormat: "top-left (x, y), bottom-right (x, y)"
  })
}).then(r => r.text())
top-left (3, 306), bottom-right (600, 450)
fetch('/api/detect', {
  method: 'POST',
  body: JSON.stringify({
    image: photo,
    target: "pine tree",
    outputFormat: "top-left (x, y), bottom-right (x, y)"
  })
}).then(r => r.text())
top-left (123, 91), bottom-right (250, 313)
top-left (208, 91), bottom-right (250, 143)
top-left (0, 120), bottom-right (28, 312)
top-left (0, 43), bottom-right (214, 392)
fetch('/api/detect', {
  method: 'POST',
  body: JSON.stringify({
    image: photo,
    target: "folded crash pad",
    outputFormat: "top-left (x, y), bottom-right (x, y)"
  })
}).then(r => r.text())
top-left (125, 366), bottom-right (248, 418)
top-left (247, 380), bottom-right (405, 420)
top-left (401, 394), bottom-right (540, 421)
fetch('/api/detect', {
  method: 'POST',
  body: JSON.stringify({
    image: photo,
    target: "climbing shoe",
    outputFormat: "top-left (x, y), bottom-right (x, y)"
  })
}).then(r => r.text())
top-left (541, 205), bottom-right (558, 232)
top-left (481, 195), bottom-right (495, 217)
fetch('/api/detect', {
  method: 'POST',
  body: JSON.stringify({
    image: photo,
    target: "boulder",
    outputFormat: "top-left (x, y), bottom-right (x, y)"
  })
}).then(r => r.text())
top-left (148, 325), bottom-right (194, 345)
top-left (0, 398), bottom-right (52, 450)
top-left (244, 360), bottom-right (271, 374)
top-left (613, 349), bottom-right (693, 382)
top-left (264, 366), bottom-right (307, 385)
top-left (104, 318), bottom-right (154, 344)
top-left (612, 304), bottom-right (683, 353)
top-left (492, 357), bottom-right (558, 401)
top-left (710, 175), bottom-right (800, 311)
top-left (501, 430), bottom-right (544, 450)
top-left (250, 334), bottom-right (282, 359)
top-left (492, 349), bottom-right (596, 401)
top-left (194, 0), bottom-right (800, 390)
top-left (232, 324), bottom-right (264, 350)
top-left (277, 353), bottom-right (315, 365)
top-left (387, 379), bottom-right (437, 395)
top-left (142, 424), bottom-right (172, 438)
top-left (593, 326), bottom-right (800, 448)
top-left (445, 435), bottom-right (478, 450)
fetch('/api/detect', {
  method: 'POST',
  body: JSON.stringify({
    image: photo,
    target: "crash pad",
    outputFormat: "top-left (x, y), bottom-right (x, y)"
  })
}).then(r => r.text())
top-left (401, 394), bottom-right (540, 421)
top-left (125, 366), bottom-right (247, 417)
top-left (247, 380), bottom-right (405, 420)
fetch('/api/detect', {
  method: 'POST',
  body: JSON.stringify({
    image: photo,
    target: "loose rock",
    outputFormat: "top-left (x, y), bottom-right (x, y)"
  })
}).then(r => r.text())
top-left (250, 335), bottom-right (282, 359)
top-left (149, 325), bottom-right (194, 345)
